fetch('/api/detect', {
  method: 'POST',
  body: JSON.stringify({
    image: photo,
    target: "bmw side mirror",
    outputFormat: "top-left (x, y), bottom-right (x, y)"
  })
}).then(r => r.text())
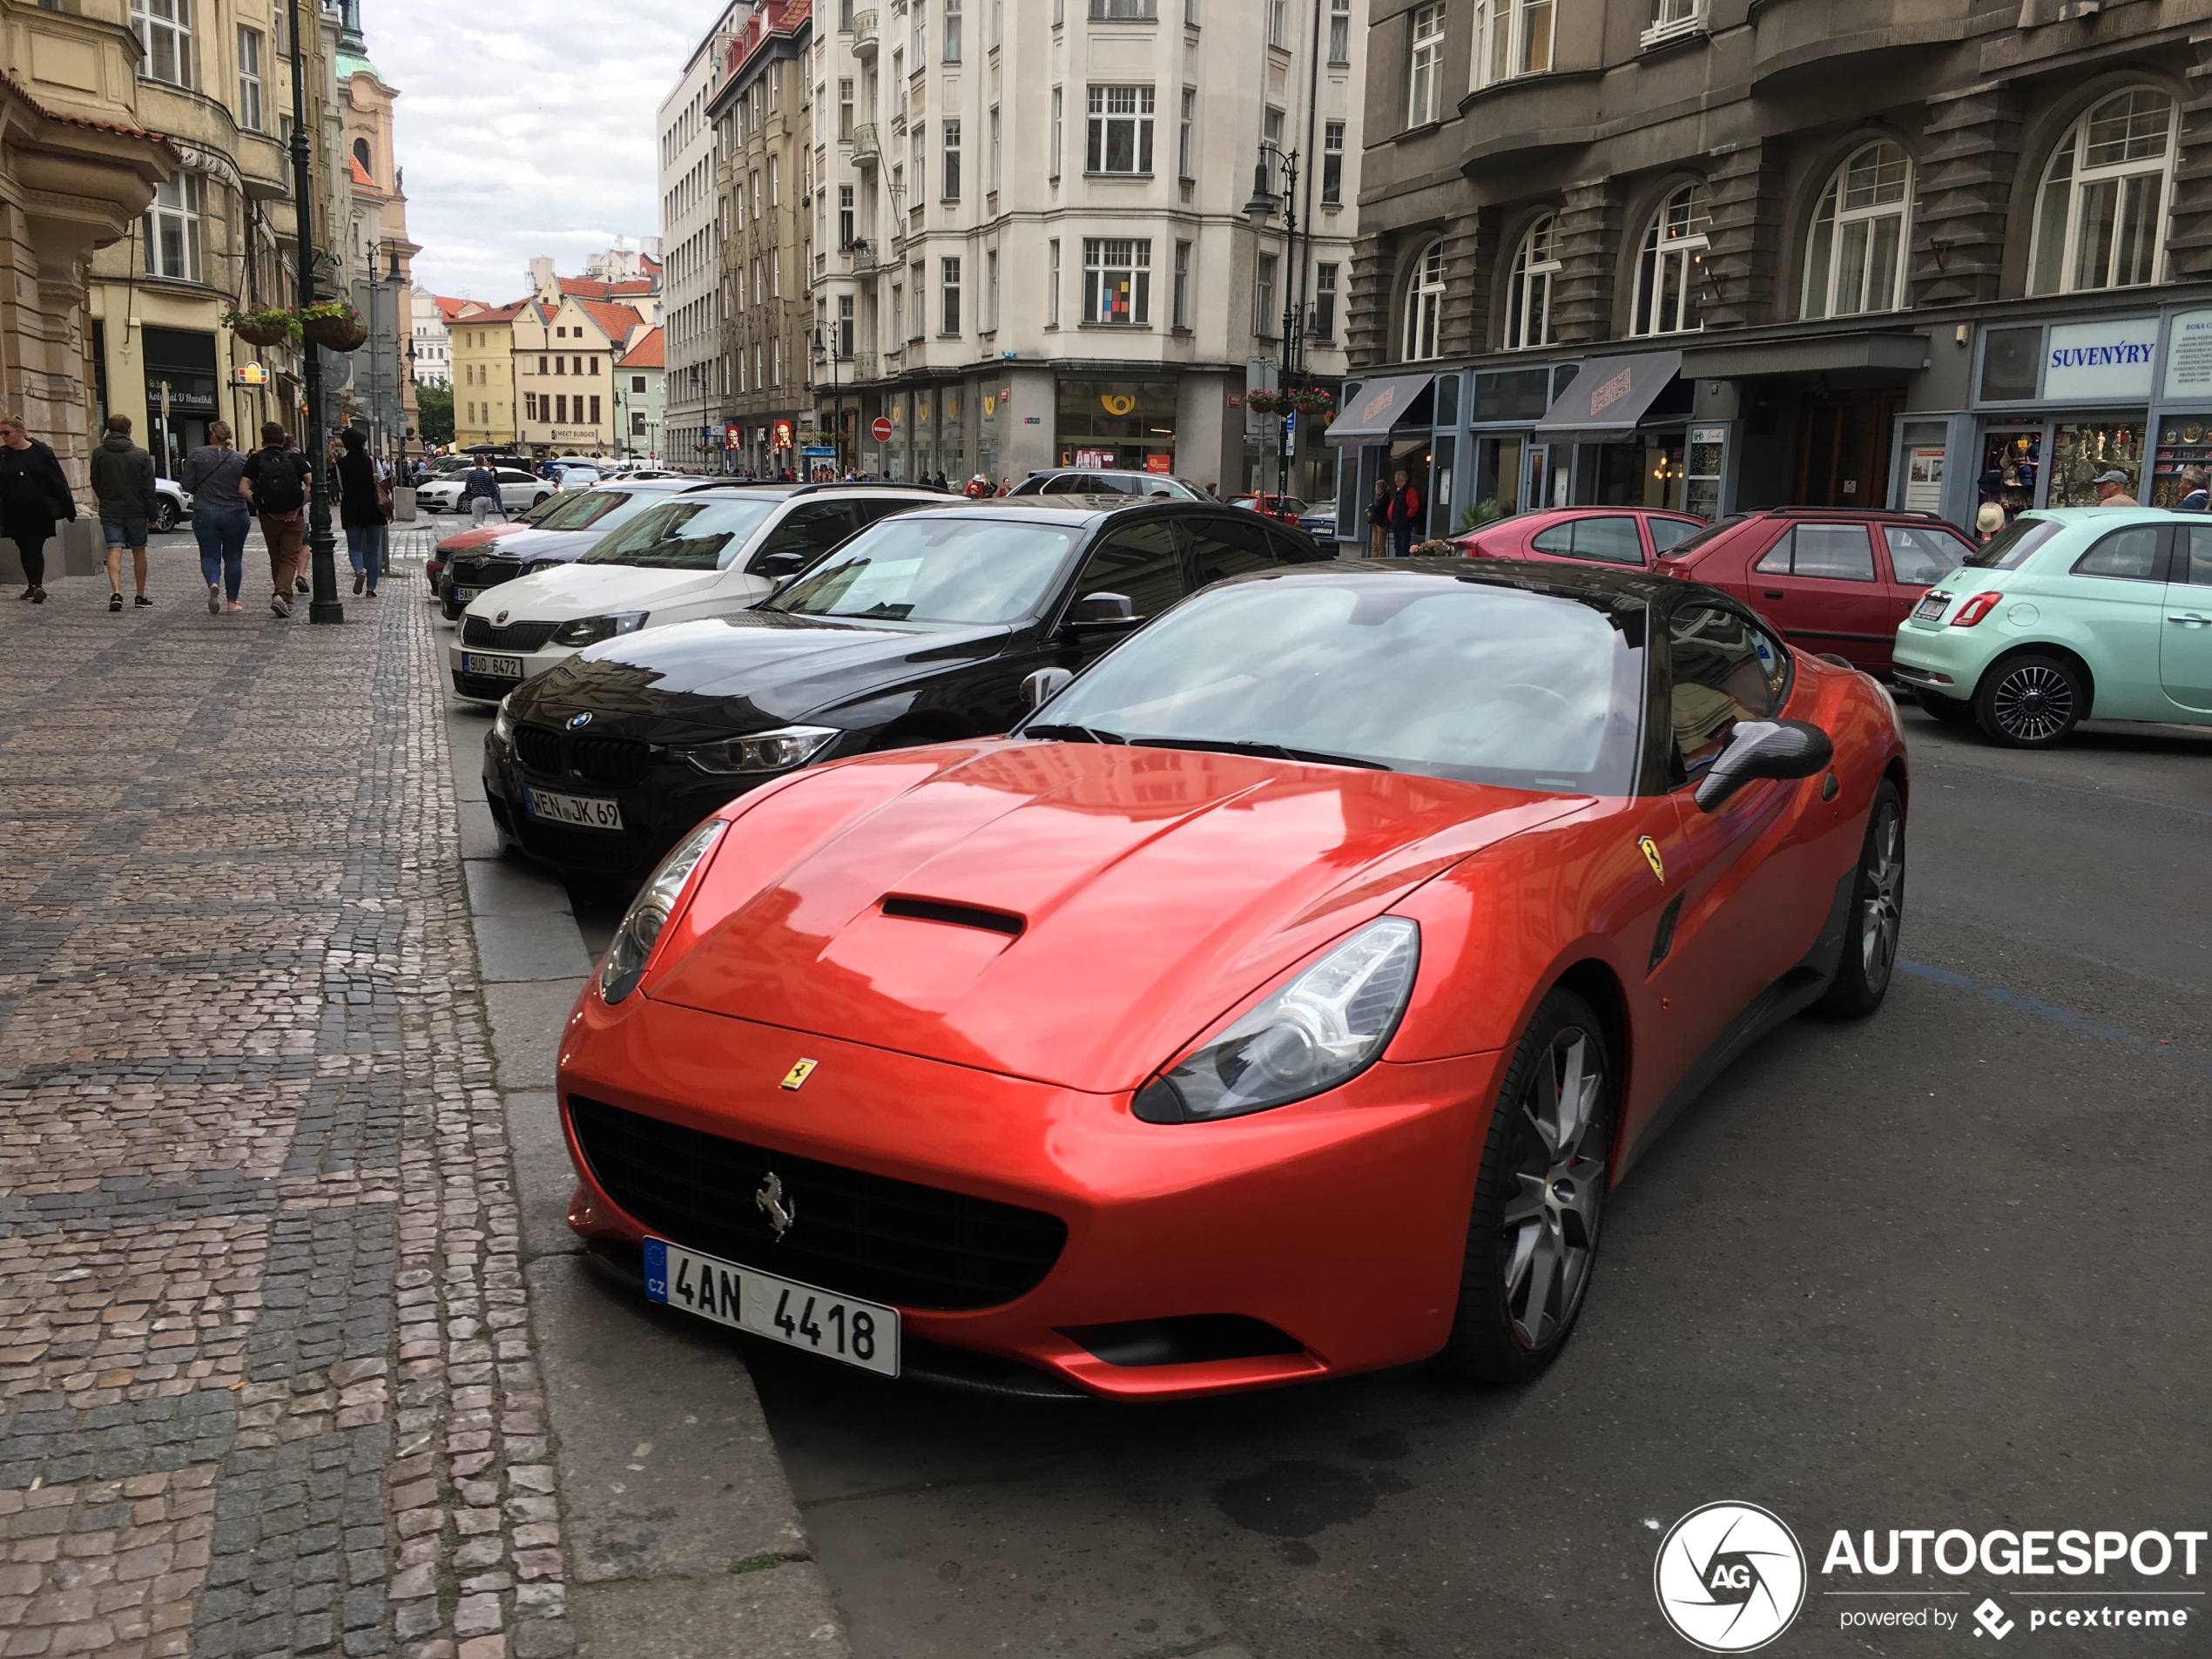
top-left (1062, 591), bottom-right (1137, 633)
top-left (752, 550), bottom-right (809, 579)
top-left (1695, 719), bottom-right (1835, 813)
top-left (1022, 667), bottom-right (1074, 710)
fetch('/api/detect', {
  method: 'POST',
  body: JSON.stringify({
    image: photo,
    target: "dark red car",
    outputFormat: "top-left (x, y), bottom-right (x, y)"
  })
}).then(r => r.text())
top-left (1654, 509), bottom-right (1977, 675)
top-left (1230, 493), bottom-right (1308, 524)
top-left (1453, 508), bottom-right (1705, 570)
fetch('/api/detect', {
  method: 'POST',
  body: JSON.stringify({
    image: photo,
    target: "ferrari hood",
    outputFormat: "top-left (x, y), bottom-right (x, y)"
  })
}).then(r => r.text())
top-left (647, 741), bottom-right (1588, 1092)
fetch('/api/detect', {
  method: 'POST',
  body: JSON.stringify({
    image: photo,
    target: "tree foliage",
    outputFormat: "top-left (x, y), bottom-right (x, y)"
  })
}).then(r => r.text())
top-left (415, 381), bottom-right (454, 447)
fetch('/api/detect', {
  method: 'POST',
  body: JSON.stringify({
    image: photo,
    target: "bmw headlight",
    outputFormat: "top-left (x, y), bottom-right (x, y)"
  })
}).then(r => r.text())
top-left (553, 611), bottom-right (649, 647)
top-left (680, 725), bottom-right (840, 775)
top-left (598, 819), bottom-right (725, 1005)
top-left (1133, 918), bottom-right (1420, 1124)
top-left (491, 695), bottom-right (516, 745)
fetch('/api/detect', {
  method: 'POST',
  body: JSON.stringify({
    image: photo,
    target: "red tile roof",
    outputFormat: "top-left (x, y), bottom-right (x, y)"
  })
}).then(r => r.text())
top-left (348, 155), bottom-right (376, 188)
top-left (558, 277), bottom-right (659, 301)
top-left (619, 327), bottom-right (664, 369)
top-left (434, 295), bottom-right (470, 322)
top-left (573, 299), bottom-right (644, 342)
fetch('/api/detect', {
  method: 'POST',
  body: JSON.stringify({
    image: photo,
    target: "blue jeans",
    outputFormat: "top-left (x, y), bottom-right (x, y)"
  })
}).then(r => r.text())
top-left (345, 522), bottom-right (385, 588)
top-left (194, 507), bottom-right (251, 599)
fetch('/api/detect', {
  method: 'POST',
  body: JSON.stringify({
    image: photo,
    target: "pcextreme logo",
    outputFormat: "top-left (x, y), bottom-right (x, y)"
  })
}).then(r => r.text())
top-left (1655, 1503), bottom-right (1808, 1652)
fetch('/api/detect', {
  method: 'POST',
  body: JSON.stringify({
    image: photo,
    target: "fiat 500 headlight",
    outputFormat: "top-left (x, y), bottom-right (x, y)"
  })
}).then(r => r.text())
top-left (1133, 917), bottom-right (1420, 1123)
top-left (553, 611), bottom-right (649, 647)
top-left (598, 819), bottom-right (725, 1005)
top-left (680, 725), bottom-right (840, 775)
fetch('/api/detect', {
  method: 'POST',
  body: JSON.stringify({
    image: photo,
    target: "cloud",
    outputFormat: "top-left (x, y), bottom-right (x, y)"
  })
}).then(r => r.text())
top-left (371, 0), bottom-right (704, 302)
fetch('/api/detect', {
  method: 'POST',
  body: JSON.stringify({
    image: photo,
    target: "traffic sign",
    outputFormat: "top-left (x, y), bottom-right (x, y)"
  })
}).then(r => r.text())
top-left (872, 416), bottom-right (893, 442)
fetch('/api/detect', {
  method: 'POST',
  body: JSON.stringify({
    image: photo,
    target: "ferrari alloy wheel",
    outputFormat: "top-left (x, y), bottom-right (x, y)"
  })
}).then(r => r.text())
top-left (1437, 988), bottom-right (1614, 1384)
top-left (1975, 652), bottom-right (2080, 748)
top-left (1817, 780), bottom-right (1905, 1018)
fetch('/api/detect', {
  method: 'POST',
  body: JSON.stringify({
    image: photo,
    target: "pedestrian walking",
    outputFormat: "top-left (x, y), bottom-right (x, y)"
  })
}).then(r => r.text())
top-left (0, 412), bottom-right (77, 605)
top-left (1386, 469), bottom-right (1422, 558)
top-left (462, 458), bottom-right (504, 527)
top-left (2177, 466), bottom-right (2209, 511)
top-left (1366, 478), bottom-right (1392, 559)
top-left (89, 414), bottom-right (158, 611)
top-left (335, 428), bottom-right (390, 597)
top-left (1974, 502), bottom-right (2006, 545)
top-left (179, 421), bottom-right (251, 613)
top-left (2092, 467), bottom-right (2139, 507)
top-left (240, 422), bottom-right (314, 617)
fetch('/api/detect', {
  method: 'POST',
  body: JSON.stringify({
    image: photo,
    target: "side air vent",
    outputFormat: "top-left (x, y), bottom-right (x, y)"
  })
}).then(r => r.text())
top-left (880, 896), bottom-right (1027, 937)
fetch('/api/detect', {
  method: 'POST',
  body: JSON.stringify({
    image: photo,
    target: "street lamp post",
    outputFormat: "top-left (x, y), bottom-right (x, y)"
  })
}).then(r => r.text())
top-left (1244, 143), bottom-right (1310, 507)
top-left (811, 327), bottom-right (841, 478)
top-left (285, 0), bottom-right (342, 624)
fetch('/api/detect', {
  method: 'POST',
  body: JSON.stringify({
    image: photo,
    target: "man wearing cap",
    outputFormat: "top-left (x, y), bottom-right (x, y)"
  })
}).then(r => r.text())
top-left (2094, 468), bottom-right (2139, 506)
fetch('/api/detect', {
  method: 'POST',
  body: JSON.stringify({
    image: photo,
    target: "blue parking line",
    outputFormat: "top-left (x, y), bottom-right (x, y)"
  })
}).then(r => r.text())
top-left (1898, 958), bottom-right (2212, 1079)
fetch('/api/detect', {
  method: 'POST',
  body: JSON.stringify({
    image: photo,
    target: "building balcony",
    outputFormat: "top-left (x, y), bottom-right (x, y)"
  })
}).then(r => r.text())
top-left (851, 351), bottom-right (880, 381)
top-left (851, 122), bottom-right (880, 165)
top-left (1749, 0), bottom-right (1974, 90)
top-left (851, 10), bottom-right (879, 55)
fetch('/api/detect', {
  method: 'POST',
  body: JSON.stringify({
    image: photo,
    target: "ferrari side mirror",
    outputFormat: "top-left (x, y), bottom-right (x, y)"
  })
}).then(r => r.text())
top-left (1022, 667), bottom-right (1074, 710)
top-left (1694, 718), bottom-right (1835, 813)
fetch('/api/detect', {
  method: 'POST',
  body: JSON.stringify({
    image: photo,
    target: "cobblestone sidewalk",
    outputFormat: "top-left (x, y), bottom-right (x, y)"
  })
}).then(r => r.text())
top-left (0, 549), bottom-right (574, 1659)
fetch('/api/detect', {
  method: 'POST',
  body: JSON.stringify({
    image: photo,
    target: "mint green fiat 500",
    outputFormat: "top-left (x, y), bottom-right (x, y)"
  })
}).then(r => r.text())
top-left (1892, 507), bottom-right (2212, 747)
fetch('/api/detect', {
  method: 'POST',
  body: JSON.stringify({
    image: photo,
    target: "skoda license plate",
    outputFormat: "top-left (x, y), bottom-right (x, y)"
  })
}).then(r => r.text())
top-left (453, 586), bottom-right (484, 604)
top-left (1912, 591), bottom-right (1951, 622)
top-left (644, 1238), bottom-right (899, 1376)
top-left (462, 652), bottom-right (524, 679)
top-left (523, 787), bottom-right (621, 831)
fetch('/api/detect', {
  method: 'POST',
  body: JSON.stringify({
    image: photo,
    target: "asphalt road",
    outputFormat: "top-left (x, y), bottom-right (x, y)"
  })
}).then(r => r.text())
top-left (722, 706), bottom-right (2212, 1658)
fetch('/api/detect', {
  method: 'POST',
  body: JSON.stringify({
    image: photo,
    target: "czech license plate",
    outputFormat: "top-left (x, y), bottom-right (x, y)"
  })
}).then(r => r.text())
top-left (523, 787), bottom-right (622, 830)
top-left (462, 652), bottom-right (525, 678)
top-left (644, 1238), bottom-right (899, 1377)
top-left (1912, 591), bottom-right (1951, 622)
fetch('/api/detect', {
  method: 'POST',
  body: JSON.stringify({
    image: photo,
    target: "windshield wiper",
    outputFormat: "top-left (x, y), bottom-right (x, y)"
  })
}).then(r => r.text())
top-left (1129, 737), bottom-right (1391, 771)
top-left (1023, 723), bottom-right (1126, 745)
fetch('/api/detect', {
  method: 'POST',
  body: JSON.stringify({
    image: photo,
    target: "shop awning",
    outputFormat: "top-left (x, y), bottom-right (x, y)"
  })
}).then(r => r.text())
top-left (1680, 329), bottom-right (1927, 379)
top-left (1325, 373), bottom-right (1435, 444)
top-left (1534, 351), bottom-right (1683, 442)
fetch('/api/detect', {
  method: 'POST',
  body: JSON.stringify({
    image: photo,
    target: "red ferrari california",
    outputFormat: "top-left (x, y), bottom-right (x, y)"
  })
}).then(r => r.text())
top-left (557, 559), bottom-right (1907, 1399)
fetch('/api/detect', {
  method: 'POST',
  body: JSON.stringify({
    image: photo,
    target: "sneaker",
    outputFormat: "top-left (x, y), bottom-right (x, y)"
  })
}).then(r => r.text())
top-left (108, 591), bottom-right (122, 612)
top-left (134, 595), bottom-right (153, 608)
top-left (295, 576), bottom-right (310, 594)
top-left (271, 591), bottom-right (292, 617)
top-left (207, 582), bottom-right (221, 615)
top-left (365, 586), bottom-right (379, 598)
top-left (16, 585), bottom-right (31, 601)
top-left (354, 570), bottom-right (365, 595)
top-left (30, 586), bottom-right (45, 604)
top-left (223, 600), bottom-right (242, 613)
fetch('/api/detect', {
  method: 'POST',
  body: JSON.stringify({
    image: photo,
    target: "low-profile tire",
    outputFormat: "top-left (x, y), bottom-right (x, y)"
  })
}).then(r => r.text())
top-left (153, 500), bottom-right (179, 534)
top-left (1974, 651), bottom-right (2081, 748)
top-left (1434, 988), bottom-right (1614, 1385)
top-left (1816, 780), bottom-right (1905, 1019)
top-left (1915, 689), bottom-right (1974, 725)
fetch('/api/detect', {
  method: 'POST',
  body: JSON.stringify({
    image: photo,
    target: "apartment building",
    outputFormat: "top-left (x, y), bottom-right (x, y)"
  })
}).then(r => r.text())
top-left (412, 288), bottom-right (457, 387)
top-left (660, 6), bottom-right (745, 471)
top-left (514, 295), bottom-right (646, 455)
top-left (1345, 0), bottom-right (2212, 538)
top-left (806, 0), bottom-right (1366, 490)
top-left (450, 300), bottom-right (525, 448)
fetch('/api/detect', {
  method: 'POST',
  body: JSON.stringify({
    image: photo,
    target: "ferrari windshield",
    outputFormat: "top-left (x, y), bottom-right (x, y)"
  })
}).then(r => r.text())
top-left (579, 497), bottom-right (782, 569)
top-left (1027, 573), bottom-right (1645, 792)
top-left (765, 517), bottom-right (1081, 625)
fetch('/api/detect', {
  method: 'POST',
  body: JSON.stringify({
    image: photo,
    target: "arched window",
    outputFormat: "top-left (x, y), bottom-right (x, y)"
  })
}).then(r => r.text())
top-left (2029, 89), bottom-right (2176, 295)
top-left (1803, 142), bottom-right (1911, 319)
top-left (1402, 241), bottom-right (1446, 361)
top-left (1631, 184), bottom-right (1708, 338)
top-left (1504, 215), bottom-right (1559, 350)
top-left (353, 137), bottom-right (373, 179)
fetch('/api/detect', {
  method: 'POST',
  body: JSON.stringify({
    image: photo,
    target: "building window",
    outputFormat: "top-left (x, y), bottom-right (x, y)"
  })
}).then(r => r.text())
top-left (838, 79), bottom-right (854, 140)
top-left (1050, 87), bottom-right (1063, 179)
top-left (938, 119), bottom-right (960, 199)
top-left (986, 249), bottom-right (1000, 329)
top-left (1314, 261), bottom-right (1339, 339)
top-left (839, 185), bottom-right (855, 248)
top-left (1505, 214), bottom-right (1560, 349)
top-left (836, 293), bottom-right (854, 355)
top-left (143, 171), bottom-right (202, 282)
top-left (2029, 89), bottom-right (2176, 296)
top-left (1254, 253), bottom-right (1278, 338)
top-left (1090, 0), bottom-right (1157, 16)
top-left (1082, 238), bottom-right (1150, 324)
top-left (1632, 183), bottom-right (1709, 336)
top-left (1329, 0), bottom-right (1351, 64)
top-left (133, 0), bottom-right (191, 86)
top-left (1406, 3), bottom-right (1443, 128)
top-left (1179, 88), bottom-right (1196, 181)
top-left (1048, 239), bottom-right (1062, 326)
top-left (1401, 240), bottom-right (1445, 361)
top-left (1269, 0), bottom-right (1290, 46)
top-left (770, 155), bottom-right (780, 206)
top-left (631, 374), bottom-right (648, 393)
top-left (945, 0), bottom-right (962, 61)
top-left (1321, 121), bottom-right (1344, 205)
top-left (1803, 141), bottom-right (1911, 319)
top-left (1644, 0), bottom-right (1703, 44)
top-left (990, 105), bottom-right (1001, 191)
top-left (1086, 84), bottom-right (1155, 175)
top-left (1475, 0), bottom-right (1553, 89)
top-left (237, 26), bottom-right (263, 132)
top-left (942, 257), bottom-right (961, 334)
top-left (1173, 239), bottom-right (1190, 329)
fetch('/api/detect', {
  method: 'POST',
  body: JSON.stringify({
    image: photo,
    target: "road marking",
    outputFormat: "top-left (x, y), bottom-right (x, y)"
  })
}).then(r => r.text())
top-left (1898, 958), bottom-right (2212, 1079)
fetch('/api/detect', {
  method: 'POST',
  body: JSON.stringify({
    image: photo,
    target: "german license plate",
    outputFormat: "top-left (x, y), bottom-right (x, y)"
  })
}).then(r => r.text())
top-left (644, 1238), bottom-right (900, 1377)
top-left (523, 786), bottom-right (621, 830)
top-left (1912, 591), bottom-right (1951, 622)
top-left (462, 652), bottom-right (525, 678)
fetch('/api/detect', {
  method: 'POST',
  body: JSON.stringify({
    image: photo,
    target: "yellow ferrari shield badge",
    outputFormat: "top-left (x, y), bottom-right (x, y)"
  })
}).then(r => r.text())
top-left (779, 1058), bottom-right (819, 1091)
top-left (1638, 836), bottom-right (1666, 885)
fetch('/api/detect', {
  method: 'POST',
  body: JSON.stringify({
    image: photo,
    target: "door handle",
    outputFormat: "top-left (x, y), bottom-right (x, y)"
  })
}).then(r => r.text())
top-left (1763, 590), bottom-right (1786, 600)
top-left (2168, 613), bottom-right (2212, 625)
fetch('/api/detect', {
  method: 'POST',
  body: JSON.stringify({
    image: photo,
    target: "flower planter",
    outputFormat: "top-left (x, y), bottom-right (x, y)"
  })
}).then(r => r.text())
top-left (232, 319), bottom-right (292, 347)
top-left (302, 314), bottom-right (368, 352)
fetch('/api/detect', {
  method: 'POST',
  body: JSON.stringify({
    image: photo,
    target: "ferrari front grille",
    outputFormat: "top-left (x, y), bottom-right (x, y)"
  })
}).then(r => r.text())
top-left (568, 1096), bottom-right (1068, 1311)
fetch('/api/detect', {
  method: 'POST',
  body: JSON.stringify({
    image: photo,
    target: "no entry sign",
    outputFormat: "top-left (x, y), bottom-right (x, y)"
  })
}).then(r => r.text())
top-left (872, 416), bottom-right (893, 442)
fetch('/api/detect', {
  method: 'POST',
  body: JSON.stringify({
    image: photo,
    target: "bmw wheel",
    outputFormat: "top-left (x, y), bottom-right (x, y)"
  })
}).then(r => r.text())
top-left (1974, 652), bottom-right (2080, 748)
top-left (1816, 780), bottom-right (1904, 1018)
top-left (1436, 988), bottom-right (1614, 1384)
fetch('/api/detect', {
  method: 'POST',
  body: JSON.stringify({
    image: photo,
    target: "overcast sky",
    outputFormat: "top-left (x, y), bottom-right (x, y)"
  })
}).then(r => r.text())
top-left (374, 1), bottom-right (700, 302)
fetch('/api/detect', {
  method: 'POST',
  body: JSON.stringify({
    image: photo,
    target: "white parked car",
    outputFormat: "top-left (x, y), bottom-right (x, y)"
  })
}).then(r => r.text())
top-left (153, 477), bottom-right (192, 533)
top-left (416, 466), bottom-right (553, 515)
top-left (448, 483), bottom-right (945, 703)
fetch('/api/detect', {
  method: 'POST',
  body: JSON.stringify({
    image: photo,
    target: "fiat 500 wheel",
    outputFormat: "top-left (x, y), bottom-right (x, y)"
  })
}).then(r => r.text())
top-left (1435, 987), bottom-right (1614, 1384)
top-left (1915, 689), bottom-right (1973, 725)
top-left (1817, 780), bottom-right (1905, 1018)
top-left (1975, 653), bottom-right (2081, 748)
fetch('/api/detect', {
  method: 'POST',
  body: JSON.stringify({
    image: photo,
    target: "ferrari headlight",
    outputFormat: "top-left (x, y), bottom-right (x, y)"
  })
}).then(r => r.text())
top-left (1134, 918), bottom-right (1420, 1124)
top-left (553, 610), bottom-right (649, 647)
top-left (681, 725), bottom-right (840, 775)
top-left (491, 696), bottom-right (516, 745)
top-left (598, 819), bottom-right (725, 1005)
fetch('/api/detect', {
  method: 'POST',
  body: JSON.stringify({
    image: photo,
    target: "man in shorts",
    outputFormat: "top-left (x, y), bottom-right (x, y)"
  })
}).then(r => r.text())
top-left (88, 414), bottom-right (158, 612)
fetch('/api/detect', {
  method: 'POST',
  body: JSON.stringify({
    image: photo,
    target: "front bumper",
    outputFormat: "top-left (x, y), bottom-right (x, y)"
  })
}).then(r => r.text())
top-left (448, 637), bottom-right (581, 704)
top-left (558, 997), bottom-right (1498, 1399)
top-left (483, 721), bottom-right (766, 875)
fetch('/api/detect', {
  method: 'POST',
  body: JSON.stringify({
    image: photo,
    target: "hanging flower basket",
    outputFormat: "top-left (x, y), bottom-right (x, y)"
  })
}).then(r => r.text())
top-left (223, 307), bottom-right (297, 347)
top-left (299, 303), bottom-right (368, 352)
top-left (1243, 390), bottom-right (1285, 415)
top-left (1286, 389), bottom-right (1335, 416)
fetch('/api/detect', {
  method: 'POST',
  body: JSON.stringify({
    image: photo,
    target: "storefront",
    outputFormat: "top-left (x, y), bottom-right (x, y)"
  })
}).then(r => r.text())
top-left (142, 327), bottom-right (218, 479)
top-left (1532, 350), bottom-right (1697, 516)
top-left (1055, 379), bottom-right (1177, 472)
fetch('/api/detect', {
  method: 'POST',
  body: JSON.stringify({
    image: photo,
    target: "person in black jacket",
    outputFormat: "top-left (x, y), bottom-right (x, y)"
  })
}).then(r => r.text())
top-left (334, 428), bottom-right (389, 596)
top-left (0, 412), bottom-right (78, 604)
top-left (1365, 478), bottom-right (1391, 559)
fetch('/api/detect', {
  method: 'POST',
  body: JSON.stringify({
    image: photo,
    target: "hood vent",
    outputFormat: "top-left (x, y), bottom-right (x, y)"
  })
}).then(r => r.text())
top-left (880, 895), bottom-right (1027, 938)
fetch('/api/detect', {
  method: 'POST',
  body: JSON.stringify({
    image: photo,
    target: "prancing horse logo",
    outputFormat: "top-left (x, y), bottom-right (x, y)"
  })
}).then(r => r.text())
top-left (755, 1172), bottom-right (797, 1240)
